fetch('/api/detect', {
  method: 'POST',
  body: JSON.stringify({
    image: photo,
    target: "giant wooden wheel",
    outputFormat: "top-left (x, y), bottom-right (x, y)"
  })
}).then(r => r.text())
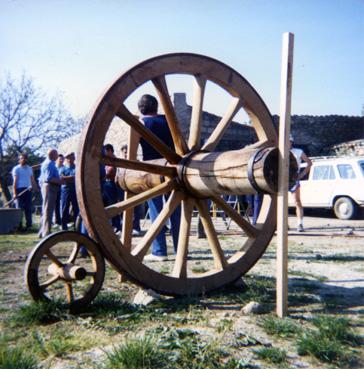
top-left (76, 53), bottom-right (293, 297)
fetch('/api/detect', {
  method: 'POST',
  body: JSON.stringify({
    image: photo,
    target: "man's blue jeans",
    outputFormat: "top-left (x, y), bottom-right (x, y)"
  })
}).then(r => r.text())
top-left (61, 186), bottom-right (79, 230)
top-left (15, 187), bottom-right (32, 228)
top-left (147, 195), bottom-right (181, 256)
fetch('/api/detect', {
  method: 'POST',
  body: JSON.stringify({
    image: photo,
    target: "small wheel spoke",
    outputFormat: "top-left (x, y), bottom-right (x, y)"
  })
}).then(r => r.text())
top-left (172, 197), bottom-right (194, 278)
top-left (196, 199), bottom-right (228, 270)
top-left (132, 191), bottom-right (183, 259)
top-left (100, 156), bottom-right (177, 177)
top-left (40, 275), bottom-right (60, 291)
top-left (152, 75), bottom-right (189, 155)
top-left (212, 196), bottom-right (259, 238)
top-left (116, 104), bottom-right (181, 164)
top-left (202, 97), bottom-right (242, 152)
top-left (105, 179), bottom-right (178, 218)
top-left (46, 250), bottom-right (63, 267)
top-left (85, 271), bottom-right (96, 277)
top-left (65, 282), bottom-right (74, 303)
top-left (68, 242), bottom-right (81, 263)
top-left (188, 75), bottom-right (206, 150)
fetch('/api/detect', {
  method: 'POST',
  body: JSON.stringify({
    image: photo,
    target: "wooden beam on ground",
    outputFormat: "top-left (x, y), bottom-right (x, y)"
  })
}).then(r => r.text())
top-left (276, 32), bottom-right (294, 318)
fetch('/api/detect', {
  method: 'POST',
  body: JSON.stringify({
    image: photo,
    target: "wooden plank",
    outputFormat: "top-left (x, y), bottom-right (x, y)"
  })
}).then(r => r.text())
top-left (276, 32), bottom-right (294, 318)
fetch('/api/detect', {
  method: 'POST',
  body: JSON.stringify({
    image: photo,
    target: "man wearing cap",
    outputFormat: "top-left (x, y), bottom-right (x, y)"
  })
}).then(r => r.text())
top-left (289, 135), bottom-right (312, 232)
top-left (38, 149), bottom-right (63, 237)
top-left (59, 152), bottom-right (79, 230)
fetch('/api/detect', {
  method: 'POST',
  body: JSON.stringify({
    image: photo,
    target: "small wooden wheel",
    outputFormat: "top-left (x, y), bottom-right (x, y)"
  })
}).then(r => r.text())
top-left (25, 231), bottom-right (105, 311)
top-left (77, 53), bottom-right (278, 296)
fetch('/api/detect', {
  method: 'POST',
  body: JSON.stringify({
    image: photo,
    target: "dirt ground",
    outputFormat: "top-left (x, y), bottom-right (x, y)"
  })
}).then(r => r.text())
top-left (0, 212), bottom-right (363, 368)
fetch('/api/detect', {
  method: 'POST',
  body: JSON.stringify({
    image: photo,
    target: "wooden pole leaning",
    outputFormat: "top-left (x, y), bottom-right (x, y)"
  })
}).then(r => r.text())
top-left (276, 32), bottom-right (295, 318)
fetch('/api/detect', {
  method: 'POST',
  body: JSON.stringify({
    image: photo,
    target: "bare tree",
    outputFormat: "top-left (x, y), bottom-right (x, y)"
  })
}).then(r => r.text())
top-left (0, 73), bottom-right (84, 201)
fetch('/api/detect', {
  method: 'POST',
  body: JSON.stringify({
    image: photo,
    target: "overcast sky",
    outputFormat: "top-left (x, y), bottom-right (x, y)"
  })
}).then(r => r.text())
top-left (1, 0), bottom-right (363, 120)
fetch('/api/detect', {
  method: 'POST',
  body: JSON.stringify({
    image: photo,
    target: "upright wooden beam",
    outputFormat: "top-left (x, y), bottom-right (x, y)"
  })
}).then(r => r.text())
top-left (276, 32), bottom-right (294, 318)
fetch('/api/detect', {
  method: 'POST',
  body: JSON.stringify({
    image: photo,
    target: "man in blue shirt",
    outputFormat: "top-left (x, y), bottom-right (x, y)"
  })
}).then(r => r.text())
top-left (138, 94), bottom-right (180, 261)
top-left (38, 149), bottom-right (63, 238)
top-left (12, 153), bottom-right (37, 230)
top-left (59, 152), bottom-right (79, 230)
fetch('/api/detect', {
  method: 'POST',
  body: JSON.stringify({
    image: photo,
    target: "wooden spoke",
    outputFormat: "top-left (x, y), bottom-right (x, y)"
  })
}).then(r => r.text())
top-left (46, 250), bottom-right (63, 267)
top-left (101, 156), bottom-right (177, 177)
top-left (202, 97), bottom-right (242, 152)
top-left (131, 191), bottom-right (183, 259)
top-left (212, 196), bottom-right (259, 238)
top-left (188, 75), bottom-right (207, 150)
top-left (40, 275), bottom-right (60, 291)
top-left (195, 199), bottom-right (228, 270)
top-left (106, 179), bottom-right (178, 218)
top-left (122, 191), bottom-right (134, 252)
top-left (152, 76), bottom-right (189, 156)
top-left (68, 243), bottom-right (80, 264)
top-left (116, 104), bottom-right (181, 164)
top-left (172, 197), bottom-right (195, 278)
top-left (65, 282), bottom-right (74, 303)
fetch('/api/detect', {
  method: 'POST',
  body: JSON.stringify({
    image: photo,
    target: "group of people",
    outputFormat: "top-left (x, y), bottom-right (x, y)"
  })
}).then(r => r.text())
top-left (11, 93), bottom-right (311, 258)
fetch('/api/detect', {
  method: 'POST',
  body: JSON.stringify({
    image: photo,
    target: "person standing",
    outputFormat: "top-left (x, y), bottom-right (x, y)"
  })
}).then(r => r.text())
top-left (103, 144), bottom-right (121, 232)
top-left (138, 94), bottom-right (180, 261)
top-left (38, 149), bottom-right (62, 238)
top-left (54, 154), bottom-right (65, 228)
top-left (289, 135), bottom-right (312, 232)
top-left (12, 153), bottom-right (37, 230)
top-left (59, 152), bottom-right (79, 230)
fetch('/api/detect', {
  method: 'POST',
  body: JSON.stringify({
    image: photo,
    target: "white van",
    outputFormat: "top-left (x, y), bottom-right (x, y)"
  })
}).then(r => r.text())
top-left (289, 156), bottom-right (364, 219)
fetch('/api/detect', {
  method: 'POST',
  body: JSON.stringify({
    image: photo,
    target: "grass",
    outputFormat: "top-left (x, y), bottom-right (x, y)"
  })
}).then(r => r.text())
top-left (254, 346), bottom-right (288, 365)
top-left (297, 316), bottom-right (361, 366)
top-left (259, 316), bottom-right (300, 338)
top-left (105, 335), bottom-right (168, 369)
top-left (0, 345), bottom-right (37, 369)
top-left (8, 300), bottom-right (67, 326)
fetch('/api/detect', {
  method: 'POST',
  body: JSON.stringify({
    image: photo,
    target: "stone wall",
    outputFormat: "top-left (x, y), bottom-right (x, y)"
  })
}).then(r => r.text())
top-left (174, 93), bottom-right (364, 156)
top-left (174, 93), bottom-right (256, 151)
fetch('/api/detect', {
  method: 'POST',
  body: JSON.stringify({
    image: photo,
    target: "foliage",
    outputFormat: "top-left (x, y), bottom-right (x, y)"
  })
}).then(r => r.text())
top-left (0, 73), bottom-right (84, 200)
top-left (259, 316), bottom-right (300, 338)
top-left (296, 315), bottom-right (360, 366)
top-left (254, 346), bottom-right (287, 365)
top-left (9, 300), bottom-right (67, 326)
top-left (0, 345), bottom-right (37, 369)
top-left (105, 335), bottom-right (168, 369)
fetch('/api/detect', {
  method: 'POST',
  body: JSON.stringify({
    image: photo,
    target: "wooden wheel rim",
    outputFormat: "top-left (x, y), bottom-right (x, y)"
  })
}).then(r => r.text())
top-left (77, 53), bottom-right (277, 295)
top-left (25, 231), bottom-right (105, 310)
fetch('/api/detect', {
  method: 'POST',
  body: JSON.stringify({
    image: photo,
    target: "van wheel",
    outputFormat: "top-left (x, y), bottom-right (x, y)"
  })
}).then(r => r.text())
top-left (334, 197), bottom-right (357, 220)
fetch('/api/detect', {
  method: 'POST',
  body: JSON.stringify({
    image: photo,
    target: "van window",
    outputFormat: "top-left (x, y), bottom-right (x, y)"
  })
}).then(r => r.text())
top-left (312, 165), bottom-right (335, 180)
top-left (337, 164), bottom-right (356, 179)
top-left (359, 161), bottom-right (364, 177)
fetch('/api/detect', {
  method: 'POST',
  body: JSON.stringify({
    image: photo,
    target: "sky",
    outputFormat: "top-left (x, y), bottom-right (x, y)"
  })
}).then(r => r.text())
top-left (1, 0), bottom-right (363, 121)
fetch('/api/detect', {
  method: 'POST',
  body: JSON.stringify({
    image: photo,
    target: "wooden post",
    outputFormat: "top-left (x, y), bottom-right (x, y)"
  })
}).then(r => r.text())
top-left (276, 32), bottom-right (294, 318)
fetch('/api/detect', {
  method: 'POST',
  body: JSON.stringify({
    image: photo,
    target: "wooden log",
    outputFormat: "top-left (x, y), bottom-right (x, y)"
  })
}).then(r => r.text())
top-left (116, 147), bottom-right (297, 197)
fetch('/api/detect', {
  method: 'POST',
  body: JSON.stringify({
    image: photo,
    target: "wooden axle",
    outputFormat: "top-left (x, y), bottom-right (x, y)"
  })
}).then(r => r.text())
top-left (116, 146), bottom-right (297, 197)
top-left (48, 263), bottom-right (87, 281)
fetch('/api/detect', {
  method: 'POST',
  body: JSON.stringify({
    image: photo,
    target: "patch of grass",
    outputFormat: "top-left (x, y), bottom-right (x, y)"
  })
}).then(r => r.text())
top-left (312, 316), bottom-right (361, 345)
top-left (8, 300), bottom-right (66, 326)
top-left (289, 269), bottom-right (328, 282)
top-left (159, 265), bottom-right (170, 274)
top-left (254, 347), bottom-right (287, 365)
top-left (296, 316), bottom-right (361, 366)
top-left (0, 345), bottom-right (37, 369)
top-left (191, 265), bottom-right (208, 273)
top-left (297, 331), bottom-right (351, 365)
top-left (216, 318), bottom-right (233, 333)
top-left (105, 335), bottom-right (168, 369)
top-left (259, 316), bottom-right (300, 338)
